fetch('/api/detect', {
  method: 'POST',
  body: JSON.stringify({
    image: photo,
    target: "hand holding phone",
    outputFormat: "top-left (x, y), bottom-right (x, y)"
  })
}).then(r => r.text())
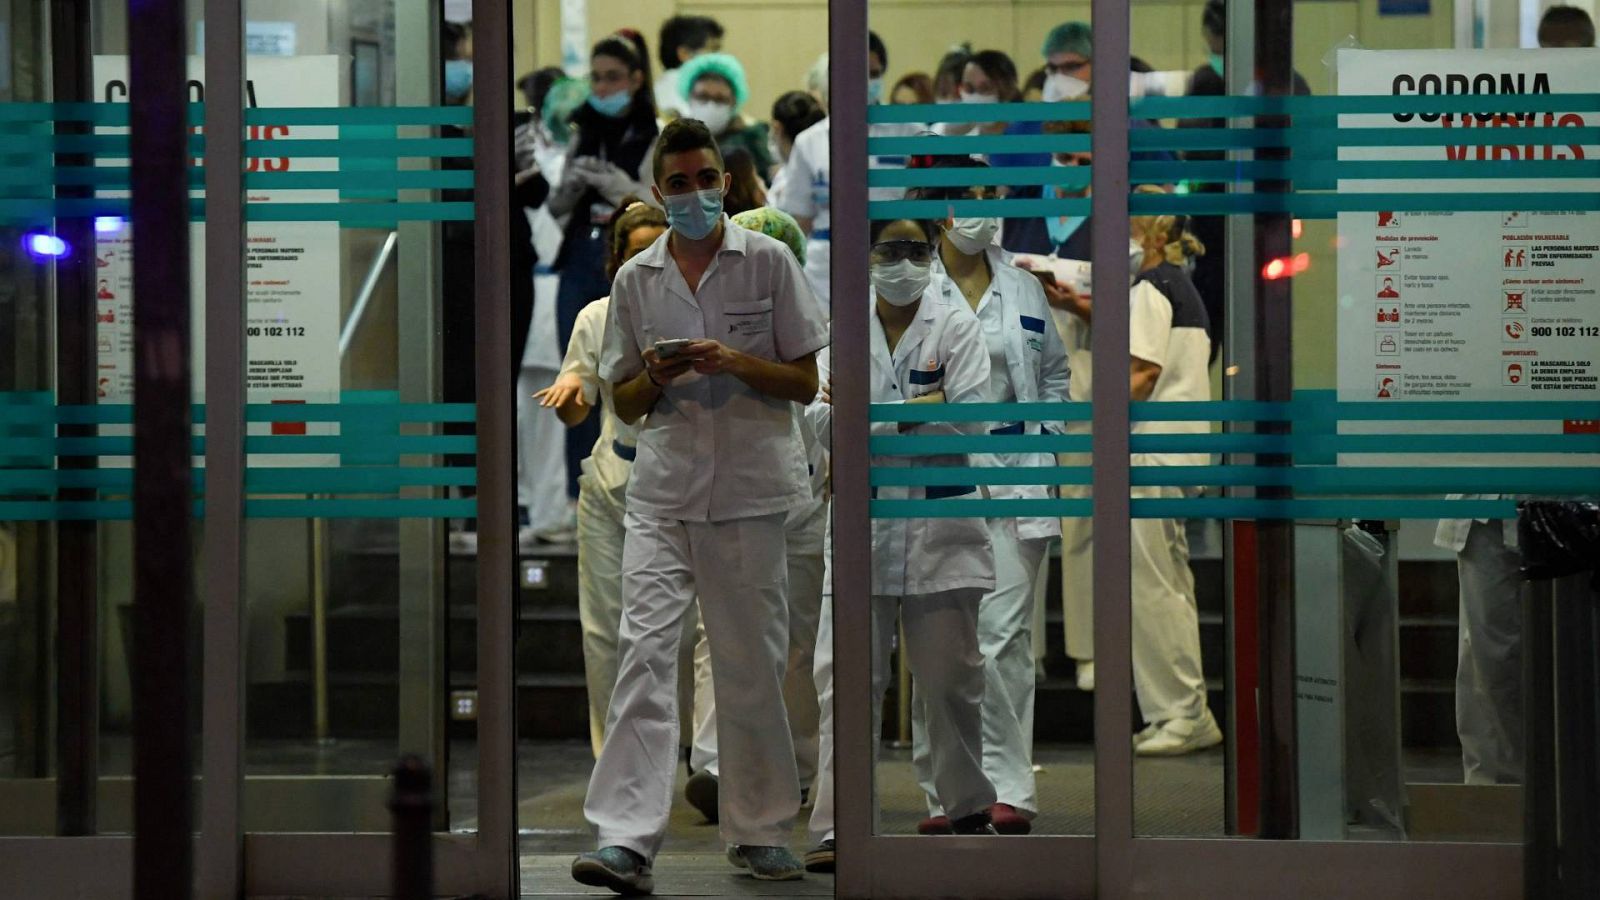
top-left (653, 338), bottom-right (696, 360)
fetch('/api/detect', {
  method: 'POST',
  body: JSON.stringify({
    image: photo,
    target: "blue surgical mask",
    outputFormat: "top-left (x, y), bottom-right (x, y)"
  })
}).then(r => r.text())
top-left (444, 59), bottom-right (473, 102)
top-left (663, 187), bottom-right (725, 240)
top-left (1208, 53), bottom-right (1224, 76)
top-left (867, 77), bottom-right (884, 105)
top-left (587, 89), bottom-right (631, 118)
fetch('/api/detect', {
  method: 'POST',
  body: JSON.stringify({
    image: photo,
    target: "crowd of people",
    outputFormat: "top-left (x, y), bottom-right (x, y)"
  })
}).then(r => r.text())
top-left (440, 4), bottom-right (1597, 895)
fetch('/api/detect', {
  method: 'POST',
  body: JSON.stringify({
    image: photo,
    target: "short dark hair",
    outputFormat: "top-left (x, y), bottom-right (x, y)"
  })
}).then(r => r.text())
top-left (1203, 0), bottom-right (1226, 39)
top-left (868, 31), bottom-right (888, 69)
top-left (1539, 5), bottom-right (1596, 47)
top-left (969, 50), bottom-right (1021, 101)
top-left (659, 15), bottom-right (725, 70)
top-left (1023, 66), bottom-right (1047, 95)
top-left (870, 217), bottom-right (937, 245)
top-left (652, 117), bottom-right (726, 181)
top-left (935, 47), bottom-right (973, 96)
top-left (518, 66), bottom-right (565, 112)
top-left (907, 155), bottom-right (989, 204)
top-left (772, 90), bottom-right (825, 141)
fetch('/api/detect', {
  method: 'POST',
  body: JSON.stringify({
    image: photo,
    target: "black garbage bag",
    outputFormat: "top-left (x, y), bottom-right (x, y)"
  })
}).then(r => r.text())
top-left (1517, 500), bottom-right (1600, 581)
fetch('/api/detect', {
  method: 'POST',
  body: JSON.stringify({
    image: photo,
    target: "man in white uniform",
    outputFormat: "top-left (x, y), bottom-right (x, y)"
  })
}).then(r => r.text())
top-left (1435, 506), bottom-right (1524, 785)
top-left (573, 119), bottom-right (829, 896)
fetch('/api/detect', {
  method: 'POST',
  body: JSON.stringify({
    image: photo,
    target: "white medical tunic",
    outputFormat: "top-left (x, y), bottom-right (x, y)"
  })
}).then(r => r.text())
top-left (599, 218), bottom-right (830, 523)
top-left (815, 290), bottom-right (995, 597)
top-left (931, 249), bottom-right (1072, 540)
top-left (561, 296), bottom-right (638, 498)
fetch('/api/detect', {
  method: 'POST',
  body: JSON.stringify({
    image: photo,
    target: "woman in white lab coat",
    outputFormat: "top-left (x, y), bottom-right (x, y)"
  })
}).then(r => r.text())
top-left (534, 199), bottom-right (667, 757)
top-left (905, 156), bottom-right (1071, 835)
top-left (803, 217), bottom-right (999, 870)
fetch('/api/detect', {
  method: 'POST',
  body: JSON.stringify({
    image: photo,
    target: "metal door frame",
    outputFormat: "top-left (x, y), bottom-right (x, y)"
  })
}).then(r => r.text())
top-left (827, 0), bottom-right (1523, 896)
top-left (0, 0), bottom-right (522, 896)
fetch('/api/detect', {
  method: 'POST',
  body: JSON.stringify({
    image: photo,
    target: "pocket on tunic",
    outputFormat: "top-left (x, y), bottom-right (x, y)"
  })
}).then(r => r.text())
top-left (722, 297), bottom-right (776, 357)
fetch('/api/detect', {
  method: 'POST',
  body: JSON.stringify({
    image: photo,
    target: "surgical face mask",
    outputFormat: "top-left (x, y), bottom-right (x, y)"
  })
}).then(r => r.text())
top-left (587, 88), bottom-right (631, 118)
top-left (1208, 53), bottom-right (1224, 76)
top-left (960, 89), bottom-right (999, 105)
top-left (1042, 72), bottom-right (1088, 103)
top-left (867, 77), bottom-right (884, 105)
top-left (444, 59), bottom-right (473, 102)
top-left (686, 99), bottom-right (733, 135)
top-left (870, 260), bottom-right (931, 306)
top-left (945, 217), bottom-right (1000, 256)
top-left (661, 187), bottom-right (724, 240)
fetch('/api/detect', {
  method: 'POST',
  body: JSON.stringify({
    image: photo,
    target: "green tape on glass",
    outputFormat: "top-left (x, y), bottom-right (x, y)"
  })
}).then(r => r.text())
top-left (1131, 93), bottom-right (1600, 118)
top-left (869, 166), bottom-right (1089, 189)
top-left (243, 106), bottom-right (474, 127)
top-left (870, 401), bottom-right (1092, 423)
top-left (244, 498), bottom-right (476, 519)
top-left (868, 133), bottom-right (1091, 155)
top-left (872, 431), bottom-right (1600, 455)
top-left (870, 197), bottom-right (1090, 221)
top-left (1129, 191), bottom-right (1600, 218)
top-left (244, 201), bottom-right (474, 223)
top-left (867, 464), bottom-right (1598, 494)
top-left (247, 170), bottom-right (475, 191)
top-left (1130, 158), bottom-right (1600, 184)
top-left (242, 137), bottom-right (473, 158)
top-left (872, 466), bottom-right (1093, 487)
top-left (868, 399), bottom-right (1599, 423)
top-left (866, 101), bottom-right (1092, 125)
top-left (869, 496), bottom-right (1517, 521)
top-left (1129, 125), bottom-right (1600, 153)
top-left (0, 401), bottom-right (475, 426)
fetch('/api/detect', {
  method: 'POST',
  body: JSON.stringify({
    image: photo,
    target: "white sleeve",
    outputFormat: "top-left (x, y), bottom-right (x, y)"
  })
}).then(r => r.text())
top-left (1128, 280), bottom-right (1173, 369)
top-left (559, 299), bottom-right (607, 405)
top-left (598, 275), bottom-right (645, 384)
top-left (806, 347), bottom-right (833, 451)
top-left (769, 245), bottom-right (830, 361)
top-left (777, 136), bottom-right (817, 220)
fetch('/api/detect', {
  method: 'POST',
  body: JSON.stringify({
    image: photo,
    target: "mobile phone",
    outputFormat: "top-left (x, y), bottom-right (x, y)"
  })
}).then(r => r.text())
top-left (653, 338), bottom-right (696, 360)
top-left (1029, 269), bottom-right (1058, 288)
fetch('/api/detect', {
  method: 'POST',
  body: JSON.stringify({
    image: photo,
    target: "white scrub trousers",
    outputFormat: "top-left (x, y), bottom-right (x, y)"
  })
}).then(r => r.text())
top-left (1454, 520), bottom-right (1524, 785)
top-left (690, 497), bottom-right (828, 789)
top-left (584, 511), bottom-right (800, 859)
top-left (808, 588), bottom-right (996, 843)
top-left (1061, 486), bottom-right (1208, 725)
top-left (575, 473), bottom-right (626, 758)
top-left (912, 519), bottom-right (1049, 816)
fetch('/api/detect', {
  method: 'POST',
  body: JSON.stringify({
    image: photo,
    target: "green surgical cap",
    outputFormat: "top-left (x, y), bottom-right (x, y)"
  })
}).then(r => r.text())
top-left (678, 52), bottom-right (751, 111)
top-left (733, 207), bottom-right (807, 267)
top-left (1042, 21), bottom-right (1093, 60)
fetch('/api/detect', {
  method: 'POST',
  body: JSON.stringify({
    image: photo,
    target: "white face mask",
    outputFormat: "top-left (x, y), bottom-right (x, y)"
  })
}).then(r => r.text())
top-left (871, 260), bottom-right (931, 306)
top-left (960, 90), bottom-right (999, 105)
top-left (686, 99), bottom-right (733, 135)
top-left (1042, 73), bottom-right (1089, 103)
top-left (945, 217), bottom-right (1000, 256)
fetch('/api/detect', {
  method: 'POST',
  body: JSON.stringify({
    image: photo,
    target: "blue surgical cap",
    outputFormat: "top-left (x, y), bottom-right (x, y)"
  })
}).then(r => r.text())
top-left (678, 52), bottom-right (751, 112)
top-left (1042, 21), bottom-right (1093, 60)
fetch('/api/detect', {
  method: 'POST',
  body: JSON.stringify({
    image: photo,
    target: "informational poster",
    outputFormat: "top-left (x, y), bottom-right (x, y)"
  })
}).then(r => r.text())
top-left (1335, 49), bottom-right (1600, 465)
top-left (93, 56), bottom-right (341, 459)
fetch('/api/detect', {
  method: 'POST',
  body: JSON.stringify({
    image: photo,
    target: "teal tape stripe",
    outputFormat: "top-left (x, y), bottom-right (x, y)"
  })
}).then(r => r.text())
top-left (0, 435), bottom-right (477, 456)
top-left (1132, 93), bottom-right (1600, 118)
top-left (246, 170), bottom-right (475, 190)
top-left (243, 202), bottom-right (474, 223)
top-left (243, 106), bottom-right (474, 126)
top-left (242, 137), bottom-right (473, 157)
top-left (1131, 158), bottom-right (1600, 183)
top-left (870, 402), bottom-right (1092, 423)
top-left (867, 465), bottom-right (1599, 494)
top-left (0, 402), bottom-right (476, 425)
top-left (1129, 191), bottom-right (1600, 218)
top-left (873, 432), bottom-right (1600, 455)
top-left (866, 101), bottom-right (1092, 124)
top-left (1129, 126), bottom-right (1600, 152)
top-left (868, 400), bottom-right (1600, 423)
top-left (244, 498), bottom-right (475, 519)
top-left (870, 197), bottom-right (1090, 220)
top-left (868, 134), bottom-right (1091, 155)
top-left (0, 500), bottom-right (132, 521)
top-left (870, 497), bottom-right (1517, 520)
top-left (869, 166), bottom-right (1088, 189)
top-left (0, 467), bottom-right (479, 493)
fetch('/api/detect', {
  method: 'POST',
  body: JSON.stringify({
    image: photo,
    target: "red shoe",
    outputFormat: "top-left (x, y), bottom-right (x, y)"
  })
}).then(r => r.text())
top-left (990, 803), bottom-right (1032, 835)
top-left (917, 815), bottom-right (953, 835)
